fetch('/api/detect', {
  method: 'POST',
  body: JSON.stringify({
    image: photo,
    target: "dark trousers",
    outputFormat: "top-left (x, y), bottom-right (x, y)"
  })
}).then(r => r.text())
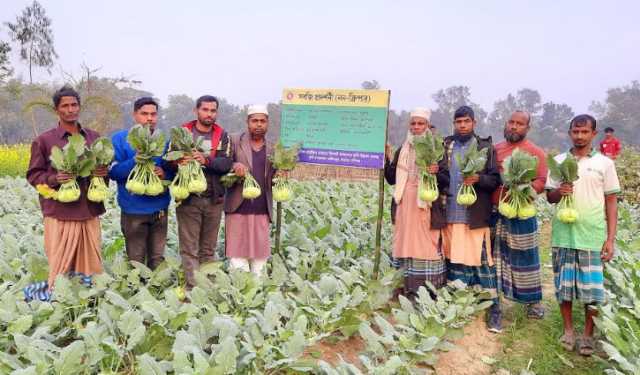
top-left (176, 196), bottom-right (224, 288)
top-left (120, 210), bottom-right (168, 270)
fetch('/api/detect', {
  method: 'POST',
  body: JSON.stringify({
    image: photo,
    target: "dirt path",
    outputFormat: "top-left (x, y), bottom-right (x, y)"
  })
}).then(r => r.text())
top-left (310, 316), bottom-right (503, 375)
top-left (312, 223), bottom-right (561, 374)
top-left (309, 335), bottom-right (366, 368)
top-left (435, 223), bottom-right (555, 375)
top-left (434, 314), bottom-right (502, 375)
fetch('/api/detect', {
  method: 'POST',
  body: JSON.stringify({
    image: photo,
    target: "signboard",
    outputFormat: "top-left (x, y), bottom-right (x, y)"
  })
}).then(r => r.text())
top-left (280, 88), bottom-right (390, 169)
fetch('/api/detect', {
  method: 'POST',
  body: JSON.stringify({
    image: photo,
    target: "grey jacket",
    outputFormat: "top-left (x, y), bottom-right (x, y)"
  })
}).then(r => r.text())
top-left (224, 132), bottom-right (276, 220)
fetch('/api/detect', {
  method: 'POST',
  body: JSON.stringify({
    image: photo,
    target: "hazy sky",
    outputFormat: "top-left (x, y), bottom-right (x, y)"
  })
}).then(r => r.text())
top-left (1, 0), bottom-right (638, 113)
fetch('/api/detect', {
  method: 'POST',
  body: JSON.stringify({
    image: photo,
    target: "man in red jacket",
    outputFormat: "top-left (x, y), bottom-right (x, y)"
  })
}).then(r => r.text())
top-left (175, 95), bottom-right (233, 289)
top-left (599, 127), bottom-right (621, 159)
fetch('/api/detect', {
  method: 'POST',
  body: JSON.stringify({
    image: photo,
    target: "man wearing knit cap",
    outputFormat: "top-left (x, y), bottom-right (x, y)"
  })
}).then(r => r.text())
top-left (224, 104), bottom-right (276, 275)
top-left (441, 105), bottom-right (502, 332)
top-left (384, 107), bottom-right (450, 300)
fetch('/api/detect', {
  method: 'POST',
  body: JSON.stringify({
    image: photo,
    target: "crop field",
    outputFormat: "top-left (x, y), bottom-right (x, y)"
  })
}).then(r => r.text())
top-left (0, 148), bottom-right (638, 374)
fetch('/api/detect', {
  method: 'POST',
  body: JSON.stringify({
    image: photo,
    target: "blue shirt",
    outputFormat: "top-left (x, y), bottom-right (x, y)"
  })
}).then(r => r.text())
top-left (446, 139), bottom-right (471, 223)
top-left (108, 128), bottom-right (173, 215)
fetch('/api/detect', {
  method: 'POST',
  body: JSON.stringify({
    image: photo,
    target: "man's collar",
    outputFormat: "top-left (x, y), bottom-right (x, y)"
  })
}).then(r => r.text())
top-left (194, 121), bottom-right (216, 134)
top-left (507, 138), bottom-right (529, 147)
top-left (55, 123), bottom-right (85, 139)
top-left (569, 147), bottom-right (597, 158)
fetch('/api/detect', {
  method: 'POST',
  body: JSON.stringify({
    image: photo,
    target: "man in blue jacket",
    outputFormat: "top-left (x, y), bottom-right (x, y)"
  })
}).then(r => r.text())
top-left (109, 97), bottom-right (172, 270)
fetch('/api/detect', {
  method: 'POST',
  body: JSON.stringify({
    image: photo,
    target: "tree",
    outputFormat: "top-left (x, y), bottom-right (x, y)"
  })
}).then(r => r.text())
top-left (0, 73), bottom-right (149, 141)
top-left (0, 40), bottom-right (12, 83)
top-left (5, 0), bottom-right (58, 84)
top-left (0, 81), bottom-right (53, 140)
top-left (486, 93), bottom-right (518, 139)
top-left (528, 101), bottom-right (574, 150)
top-left (57, 65), bottom-right (124, 134)
top-left (515, 88), bottom-right (542, 115)
top-left (387, 109), bottom-right (410, 146)
top-left (590, 80), bottom-right (640, 146)
top-left (216, 97), bottom-right (244, 135)
top-left (361, 80), bottom-right (380, 90)
top-left (59, 63), bottom-right (150, 132)
top-left (430, 86), bottom-right (487, 136)
top-left (161, 94), bottom-right (195, 130)
top-left (0, 79), bottom-right (26, 143)
top-left (485, 88), bottom-right (542, 141)
top-left (22, 92), bottom-right (122, 136)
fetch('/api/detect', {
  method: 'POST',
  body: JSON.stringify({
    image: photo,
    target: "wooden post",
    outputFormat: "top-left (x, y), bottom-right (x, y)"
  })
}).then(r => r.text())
top-left (372, 90), bottom-right (390, 279)
top-left (275, 201), bottom-right (283, 256)
top-left (372, 169), bottom-right (385, 279)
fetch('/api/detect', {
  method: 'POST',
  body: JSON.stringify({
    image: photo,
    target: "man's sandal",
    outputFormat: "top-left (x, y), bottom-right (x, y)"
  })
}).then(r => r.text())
top-left (578, 336), bottom-right (595, 356)
top-left (526, 303), bottom-right (545, 319)
top-left (559, 333), bottom-right (576, 351)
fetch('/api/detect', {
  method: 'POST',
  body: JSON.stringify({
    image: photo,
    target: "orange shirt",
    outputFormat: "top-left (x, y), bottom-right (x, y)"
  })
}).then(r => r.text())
top-left (492, 139), bottom-right (548, 205)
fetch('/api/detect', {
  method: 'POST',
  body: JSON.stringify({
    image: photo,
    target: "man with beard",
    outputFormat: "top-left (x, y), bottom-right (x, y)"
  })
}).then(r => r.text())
top-left (224, 105), bottom-right (276, 275)
top-left (442, 106), bottom-right (502, 332)
top-left (25, 85), bottom-right (107, 301)
top-left (110, 97), bottom-right (172, 270)
top-left (546, 115), bottom-right (619, 356)
top-left (384, 108), bottom-right (449, 300)
top-left (492, 111), bottom-right (548, 322)
top-left (176, 95), bottom-right (232, 289)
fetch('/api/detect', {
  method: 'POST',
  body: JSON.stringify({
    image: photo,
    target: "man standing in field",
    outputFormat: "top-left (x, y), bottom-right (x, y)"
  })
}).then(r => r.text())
top-left (25, 85), bottom-right (107, 301)
top-left (109, 97), bottom-right (172, 270)
top-left (384, 108), bottom-right (449, 299)
top-left (599, 127), bottom-right (621, 160)
top-left (442, 106), bottom-right (502, 332)
top-left (492, 111), bottom-right (548, 320)
top-left (175, 95), bottom-right (232, 289)
top-left (546, 114), bottom-right (619, 356)
top-left (224, 105), bottom-right (276, 275)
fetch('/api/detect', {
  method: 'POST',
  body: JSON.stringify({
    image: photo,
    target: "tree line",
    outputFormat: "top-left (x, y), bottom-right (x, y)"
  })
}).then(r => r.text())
top-left (0, 1), bottom-right (638, 149)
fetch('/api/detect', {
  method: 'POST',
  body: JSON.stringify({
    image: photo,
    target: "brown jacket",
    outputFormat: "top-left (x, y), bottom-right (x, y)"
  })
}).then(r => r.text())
top-left (27, 124), bottom-right (106, 220)
top-left (224, 132), bottom-right (276, 220)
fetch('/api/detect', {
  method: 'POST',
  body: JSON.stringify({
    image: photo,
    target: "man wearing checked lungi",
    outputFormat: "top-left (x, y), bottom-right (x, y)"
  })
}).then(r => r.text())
top-left (546, 114), bottom-right (619, 356)
top-left (384, 108), bottom-right (450, 300)
top-left (492, 111), bottom-right (548, 320)
top-left (442, 106), bottom-right (502, 333)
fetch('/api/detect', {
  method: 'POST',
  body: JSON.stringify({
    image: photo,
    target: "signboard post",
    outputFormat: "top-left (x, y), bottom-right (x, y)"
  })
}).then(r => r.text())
top-left (279, 88), bottom-right (390, 278)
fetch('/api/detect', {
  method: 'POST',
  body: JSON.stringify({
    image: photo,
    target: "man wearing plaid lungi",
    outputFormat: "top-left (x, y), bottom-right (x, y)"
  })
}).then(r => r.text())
top-left (493, 111), bottom-right (548, 320)
top-left (441, 106), bottom-right (502, 333)
top-left (546, 114), bottom-right (620, 357)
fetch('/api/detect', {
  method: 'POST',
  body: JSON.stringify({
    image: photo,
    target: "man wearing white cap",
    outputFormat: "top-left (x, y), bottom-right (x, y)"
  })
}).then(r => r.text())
top-left (384, 108), bottom-right (450, 300)
top-left (224, 104), bottom-right (276, 275)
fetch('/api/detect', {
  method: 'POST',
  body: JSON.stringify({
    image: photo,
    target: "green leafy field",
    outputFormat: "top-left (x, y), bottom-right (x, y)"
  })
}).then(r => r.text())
top-left (0, 177), bottom-right (489, 374)
top-left (1, 147), bottom-right (639, 374)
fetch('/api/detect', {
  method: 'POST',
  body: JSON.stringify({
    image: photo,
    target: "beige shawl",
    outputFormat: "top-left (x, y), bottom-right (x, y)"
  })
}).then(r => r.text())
top-left (393, 131), bottom-right (428, 209)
